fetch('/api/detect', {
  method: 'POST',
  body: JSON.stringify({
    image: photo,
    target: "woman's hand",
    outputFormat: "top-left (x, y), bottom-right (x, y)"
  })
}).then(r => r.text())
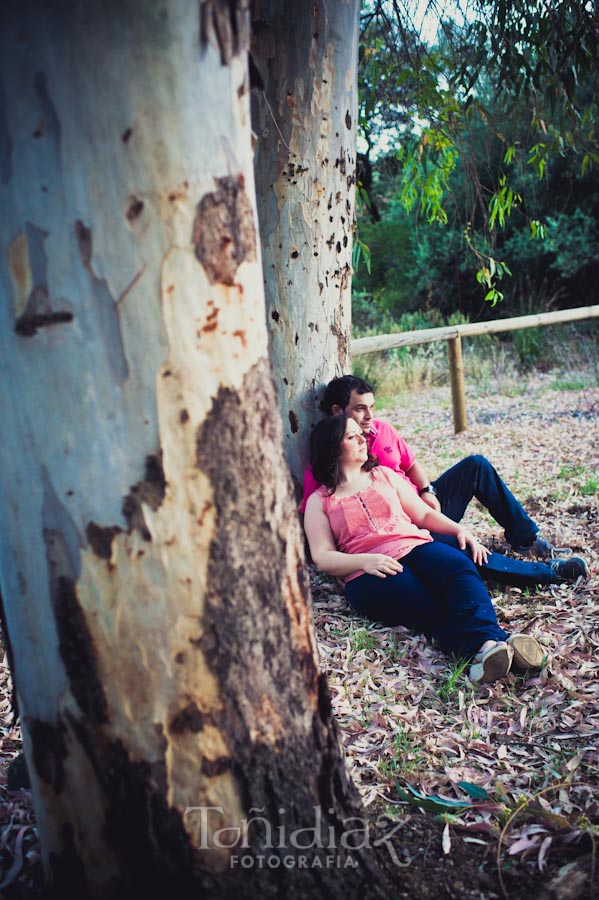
top-left (362, 554), bottom-right (404, 578)
top-left (456, 528), bottom-right (490, 566)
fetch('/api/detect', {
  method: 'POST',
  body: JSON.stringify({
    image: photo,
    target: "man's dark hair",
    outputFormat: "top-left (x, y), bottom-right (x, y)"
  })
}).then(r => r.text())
top-left (309, 415), bottom-right (378, 492)
top-left (318, 375), bottom-right (374, 416)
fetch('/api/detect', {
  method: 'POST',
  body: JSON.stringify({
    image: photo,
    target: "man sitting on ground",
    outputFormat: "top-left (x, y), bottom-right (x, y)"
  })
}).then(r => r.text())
top-left (301, 375), bottom-right (587, 587)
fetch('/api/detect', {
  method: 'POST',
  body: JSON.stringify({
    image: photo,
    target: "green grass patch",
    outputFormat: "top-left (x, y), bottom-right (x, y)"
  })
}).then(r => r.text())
top-left (580, 478), bottom-right (599, 496)
top-left (437, 657), bottom-right (470, 702)
top-left (378, 730), bottom-right (428, 781)
top-left (348, 625), bottom-right (377, 654)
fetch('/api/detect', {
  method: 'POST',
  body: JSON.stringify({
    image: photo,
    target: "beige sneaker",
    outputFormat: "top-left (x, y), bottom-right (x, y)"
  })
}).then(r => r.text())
top-left (469, 641), bottom-right (513, 684)
top-left (507, 634), bottom-right (546, 672)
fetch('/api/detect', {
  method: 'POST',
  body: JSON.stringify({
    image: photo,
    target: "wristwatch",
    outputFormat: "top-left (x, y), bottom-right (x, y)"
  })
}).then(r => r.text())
top-left (419, 485), bottom-right (438, 497)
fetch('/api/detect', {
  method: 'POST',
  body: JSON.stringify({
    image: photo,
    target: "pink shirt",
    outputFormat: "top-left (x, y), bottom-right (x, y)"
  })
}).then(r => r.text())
top-left (301, 418), bottom-right (417, 512)
top-left (317, 466), bottom-right (432, 584)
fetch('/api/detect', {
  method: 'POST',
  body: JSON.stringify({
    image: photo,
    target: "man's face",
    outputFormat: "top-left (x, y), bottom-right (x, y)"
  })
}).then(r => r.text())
top-left (344, 389), bottom-right (375, 432)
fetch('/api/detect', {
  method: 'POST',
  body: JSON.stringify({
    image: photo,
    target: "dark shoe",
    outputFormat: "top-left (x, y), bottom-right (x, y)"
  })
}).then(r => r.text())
top-left (513, 535), bottom-right (554, 559)
top-left (507, 634), bottom-right (546, 672)
top-left (549, 557), bottom-right (589, 582)
top-left (469, 641), bottom-right (513, 684)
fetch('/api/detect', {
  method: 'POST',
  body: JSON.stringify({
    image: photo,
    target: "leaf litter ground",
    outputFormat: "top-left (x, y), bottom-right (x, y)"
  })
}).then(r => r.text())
top-left (0, 372), bottom-right (597, 899)
top-left (310, 372), bottom-right (598, 899)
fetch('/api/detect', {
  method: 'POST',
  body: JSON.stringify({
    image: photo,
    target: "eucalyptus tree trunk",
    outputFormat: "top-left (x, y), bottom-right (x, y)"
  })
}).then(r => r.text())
top-left (251, 0), bottom-right (360, 484)
top-left (0, 2), bottom-right (385, 897)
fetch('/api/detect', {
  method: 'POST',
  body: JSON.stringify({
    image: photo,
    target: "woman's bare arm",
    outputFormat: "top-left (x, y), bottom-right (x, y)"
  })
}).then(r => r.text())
top-left (303, 492), bottom-right (403, 579)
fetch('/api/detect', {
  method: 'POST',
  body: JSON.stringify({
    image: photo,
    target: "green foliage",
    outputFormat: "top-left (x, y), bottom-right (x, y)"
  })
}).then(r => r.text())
top-left (529, 220), bottom-right (545, 240)
top-left (394, 783), bottom-right (479, 812)
top-left (512, 328), bottom-right (543, 369)
top-left (357, 0), bottom-right (599, 314)
top-left (546, 209), bottom-right (599, 278)
top-left (488, 176), bottom-right (521, 230)
top-left (352, 233), bottom-right (372, 275)
top-left (398, 131), bottom-right (457, 225)
top-left (471, 242), bottom-right (512, 307)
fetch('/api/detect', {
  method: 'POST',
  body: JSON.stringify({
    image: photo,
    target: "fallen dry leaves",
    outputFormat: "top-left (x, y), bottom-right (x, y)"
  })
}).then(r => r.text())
top-left (311, 371), bottom-right (599, 884)
top-left (0, 372), bottom-right (597, 895)
top-left (0, 658), bottom-right (40, 895)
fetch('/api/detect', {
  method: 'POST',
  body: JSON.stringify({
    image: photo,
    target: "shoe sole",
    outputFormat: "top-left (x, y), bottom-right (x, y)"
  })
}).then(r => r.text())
top-left (469, 644), bottom-right (513, 684)
top-left (508, 634), bottom-right (546, 671)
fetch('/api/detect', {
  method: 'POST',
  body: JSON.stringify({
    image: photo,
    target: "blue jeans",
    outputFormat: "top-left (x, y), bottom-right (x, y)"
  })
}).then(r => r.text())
top-left (345, 542), bottom-right (508, 658)
top-left (431, 455), bottom-right (556, 587)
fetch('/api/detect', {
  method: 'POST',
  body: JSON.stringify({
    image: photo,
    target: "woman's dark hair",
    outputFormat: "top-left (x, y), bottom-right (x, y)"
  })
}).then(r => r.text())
top-left (309, 415), bottom-right (378, 492)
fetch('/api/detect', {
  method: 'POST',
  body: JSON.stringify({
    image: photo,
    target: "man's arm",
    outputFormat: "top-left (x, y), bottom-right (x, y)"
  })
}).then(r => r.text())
top-left (373, 420), bottom-right (441, 511)
top-left (387, 470), bottom-right (488, 566)
top-left (405, 460), bottom-right (442, 512)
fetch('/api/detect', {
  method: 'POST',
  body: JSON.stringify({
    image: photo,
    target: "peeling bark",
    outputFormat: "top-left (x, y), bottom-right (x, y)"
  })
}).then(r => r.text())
top-left (200, 0), bottom-right (251, 64)
top-left (74, 219), bottom-right (129, 383)
top-left (29, 719), bottom-right (68, 795)
top-left (0, 1), bottom-right (387, 897)
top-left (121, 453), bottom-right (166, 541)
top-left (192, 175), bottom-right (257, 284)
top-left (9, 224), bottom-right (75, 335)
top-left (85, 523), bottom-right (123, 560)
top-left (52, 576), bottom-right (109, 726)
top-left (14, 310), bottom-right (74, 336)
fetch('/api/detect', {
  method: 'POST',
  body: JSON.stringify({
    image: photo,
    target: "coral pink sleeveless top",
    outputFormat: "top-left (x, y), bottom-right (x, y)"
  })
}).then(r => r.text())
top-left (318, 466), bottom-right (432, 584)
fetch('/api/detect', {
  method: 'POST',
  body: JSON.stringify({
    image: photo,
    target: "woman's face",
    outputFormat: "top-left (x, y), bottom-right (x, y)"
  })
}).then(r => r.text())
top-left (339, 417), bottom-right (368, 466)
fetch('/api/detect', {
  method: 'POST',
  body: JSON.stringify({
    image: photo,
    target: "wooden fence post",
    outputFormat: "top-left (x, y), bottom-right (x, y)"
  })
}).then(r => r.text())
top-left (448, 335), bottom-right (467, 433)
top-left (350, 305), bottom-right (599, 435)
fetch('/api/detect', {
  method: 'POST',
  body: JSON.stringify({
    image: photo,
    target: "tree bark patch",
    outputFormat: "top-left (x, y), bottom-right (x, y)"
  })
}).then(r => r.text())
top-left (75, 219), bottom-right (129, 383)
top-left (54, 576), bottom-right (109, 725)
top-left (192, 175), bottom-right (256, 285)
top-left (122, 453), bottom-right (166, 541)
top-left (10, 223), bottom-right (75, 336)
top-left (191, 360), bottom-right (368, 889)
top-left (61, 715), bottom-right (198, 898)
top-left (85, 522), bottom-right (123, 560)
top-left (288, 409), bottom-right (299, 433)
top-left (29, 718), bottom-right (67, 794)
top-left (170, 702), bottom-right (205, 735)
top-left (200, 0), bottom-right (250, 65)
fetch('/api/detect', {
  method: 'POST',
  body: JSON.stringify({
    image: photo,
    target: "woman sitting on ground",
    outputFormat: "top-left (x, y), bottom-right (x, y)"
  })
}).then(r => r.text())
top-left (303, 415), bottom-right (546, 684)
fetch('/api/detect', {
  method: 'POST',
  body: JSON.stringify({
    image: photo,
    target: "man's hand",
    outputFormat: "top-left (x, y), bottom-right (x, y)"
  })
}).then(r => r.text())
top-left (420, 491), bottom-right (441, 512)
top-left (362, 555), bottom-right (404, 579)
top-left (456, 528), bottom-right (490, 566)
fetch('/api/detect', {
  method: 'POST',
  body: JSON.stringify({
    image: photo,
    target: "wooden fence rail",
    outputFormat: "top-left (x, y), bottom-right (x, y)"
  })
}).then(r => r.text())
top-left (350, 304), bottom-right (599, 433)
